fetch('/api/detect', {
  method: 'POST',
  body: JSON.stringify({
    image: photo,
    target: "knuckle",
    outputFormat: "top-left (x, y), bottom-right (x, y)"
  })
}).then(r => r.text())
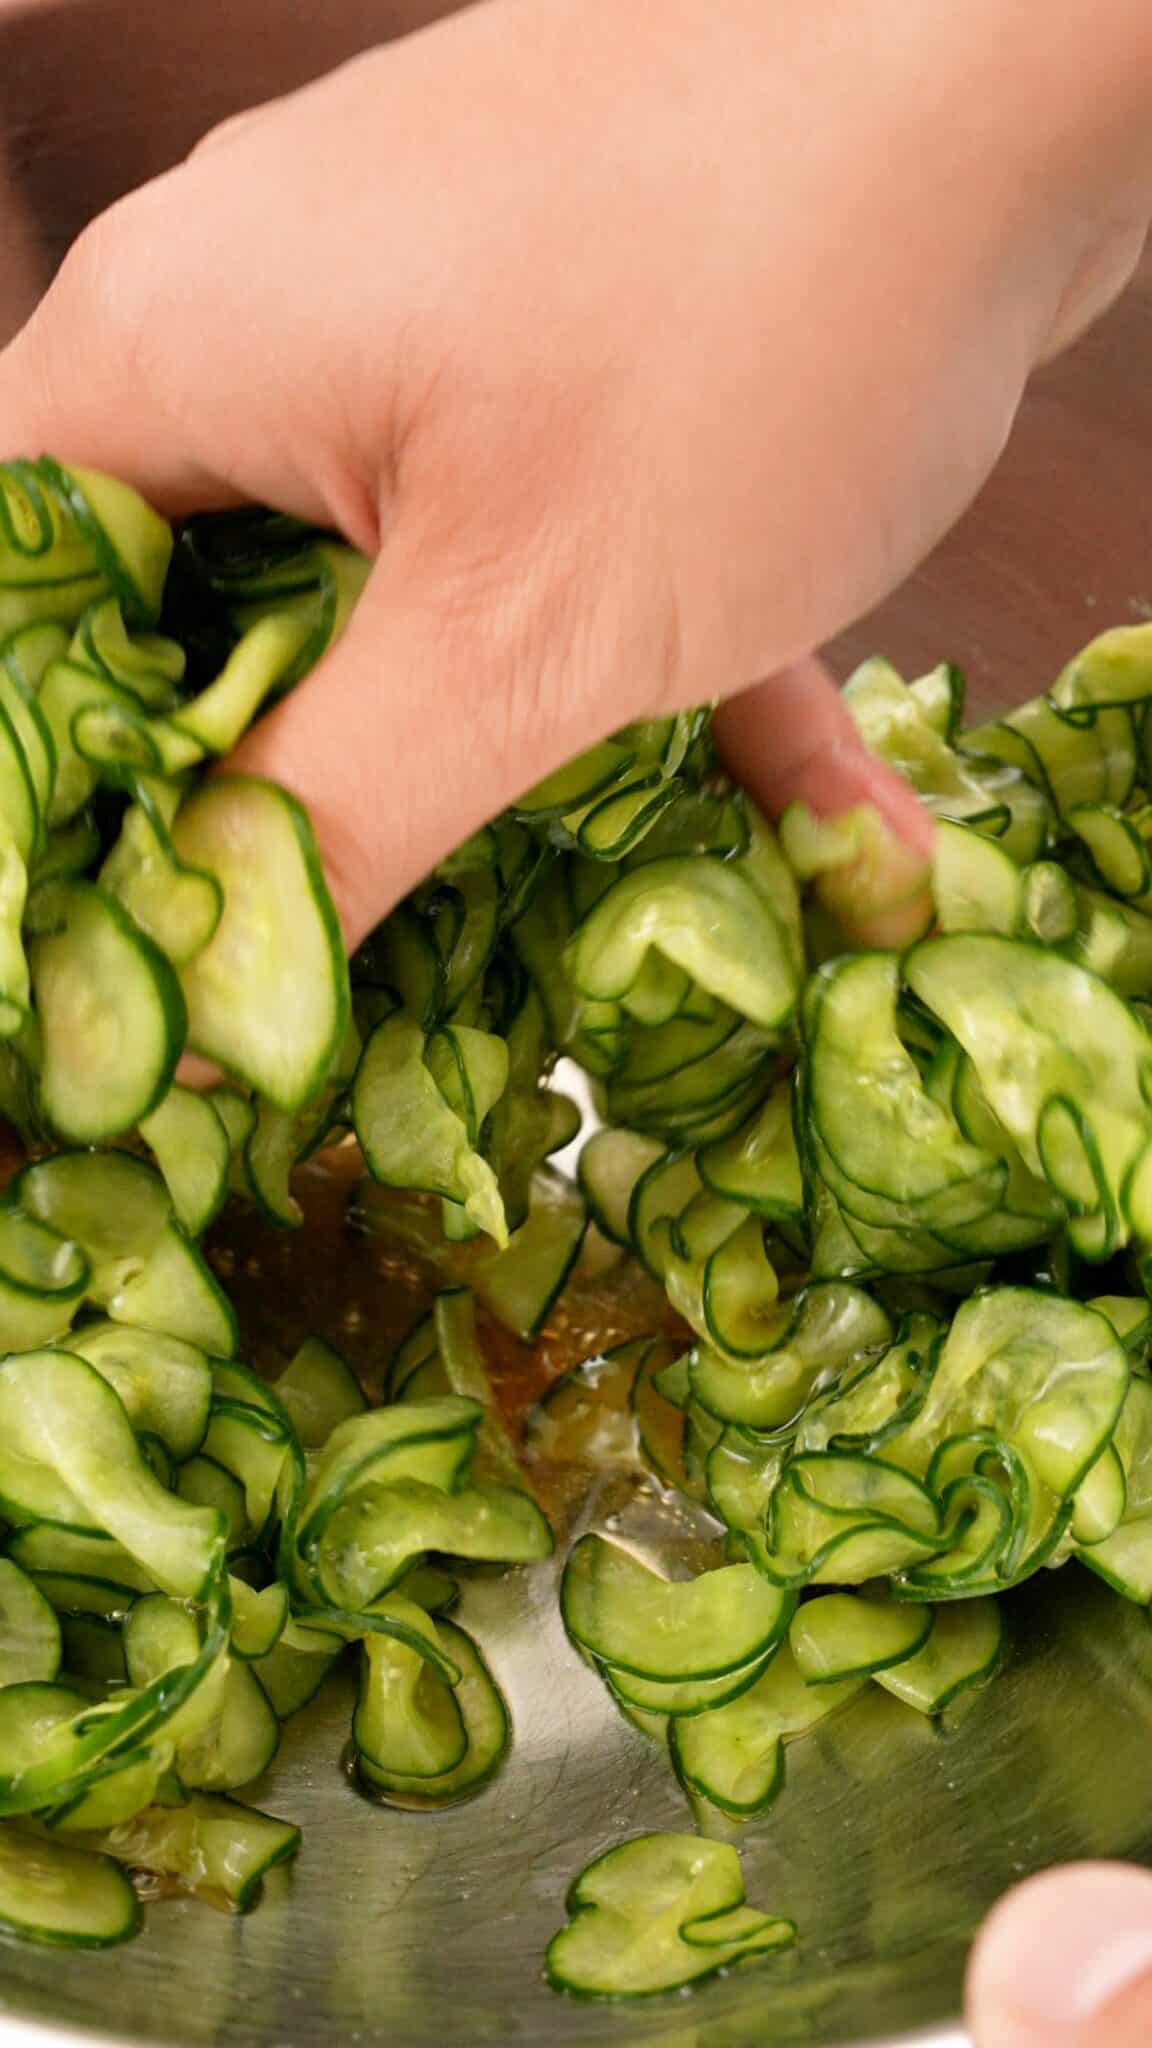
top-left (188, 108), bottom-right (260, 163)
top-left (51, 196), bottom-right (163, 370)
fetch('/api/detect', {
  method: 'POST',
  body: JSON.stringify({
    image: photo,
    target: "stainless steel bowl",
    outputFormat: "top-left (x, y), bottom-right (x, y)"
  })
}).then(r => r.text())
top-left (1, 9), bottom-right (1151, 2042)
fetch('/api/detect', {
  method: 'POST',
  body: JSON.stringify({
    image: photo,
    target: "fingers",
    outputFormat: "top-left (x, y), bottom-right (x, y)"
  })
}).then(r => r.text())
top-left (967, 1863), bottom-right (1152, 2047)
top-left (712, 656), bottom-right (934, 858)
top-left (0, 186), bottom-right (232, 517)
top-left (0, 162), bottom-right (361, 535)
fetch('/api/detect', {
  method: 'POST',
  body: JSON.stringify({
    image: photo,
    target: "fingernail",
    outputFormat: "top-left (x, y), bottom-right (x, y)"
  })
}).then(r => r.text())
top-left (783, 798), bottom-right (933, 950)
top-left (968, 1864), bottom-right (1152, 2045)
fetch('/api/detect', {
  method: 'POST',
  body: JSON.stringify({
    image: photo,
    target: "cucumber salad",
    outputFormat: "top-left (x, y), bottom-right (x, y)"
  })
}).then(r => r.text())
top-left (0, 457), bottom-right (1150, 1996)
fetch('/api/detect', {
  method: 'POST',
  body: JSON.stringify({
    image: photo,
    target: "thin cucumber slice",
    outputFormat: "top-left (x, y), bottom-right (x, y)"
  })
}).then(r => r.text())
top-left (546, 1834), bottom-right (794, 1998)
top-left (1071, 1445), bottom-right (1127, 1547)
top-left (297, 1397), bottom-right (483, 1560)
top-left (562, 1539), bottom-right (791, 1681)
top-left (1051, 621), bottom-right (1152, 710)
top-left (906, 933), bottom-right (1152, 1242)
top-left (99, 789), bottom-right (223, 967)
top-left (9, 1526), bottom-right (156, 1601)
top-left (353, 1013), bottom-right (506, 1246)
top-left (0, 623), bottom-right (63, 816)
top-left (0, 1350), bottom-right (225, 1597)
top-left (900, 1288), bottom-right (1129, 1501)
top-left (688, 1283), bottom-right (892, 1432)
top-left (1022, 859), bottom-right (1079, 945)
top-left (124, 1595), bottom-right (279, 1791)
top-left (252, 1624), bottom-right (341, 1720)
top-left (60, 1321), bottom-right (211, 1462)
top-left (697, 1081), bottom-right (804, 1219)
top-left (671, 1645), bottom-right (867, 1817)
top-left (789, 1593), bottom-right (932, 1683)
top-left (228, 1578), bottom-right (290, 1661)
top-left (470, 1178), bottom-right (588, 1338)
top-left (0, 1561), bottom-right (62, 1686)
top-left (525, 1336), bottom-right (665, 1468)
top-left (28, 881), bottom-right (185, 1141)
top-left (275, 1337), bottom-right (365, 1450)
top-left (804, 952), bottom-right (1003, 1229)
top-left (45, 463), bottom-right (173, 626)
top-left (513, 740), bottom-right (635, 821)
top-left (352, 1601), bottom-right (467, 1778)
top-left (0, 1209), bottom-right (88, 1351)
top-left (88, 1793), bottom-right (300, 1912)
top-left (677, 1215), bottom-right (778, 1361)
top-left (139, 1084), bottom-right (231, 1235)
top-left (628, 1150), bottom-right (700, 1280)
top-left (605, 1647), bottom-right (777, 1719)
top-left (177, 1457), bottom-right (249, 1547)
top-left (385, 1316), bottom-right (446, 1406)
top-left (207, 1085), bottom-right (257, 1164)
top-left (764, 1452), bottom-right (943, 1588)
top-left (0, 1827), bottom-right (140, 1947)
top-left (909, 661), bottom-right (965, 741)
top-left (578, 1128), bottom-right (665, 1245)
top-left (432, 1289), bottom-right (521, 1482)
top-left (203, 1363), bottom-right (296, 1536)
top-left (566, 856), bottom-right (798, 1034)
top-left (1088, 1296), bottom-right (1152, 1360)
top-left (173, 778), bottom-right (349, 1110)
top-left (356, 1619), bottom-right (509, 1807)
top-left (1080, 1518), bottom-right (1152, 1602)
top-left (313, 1479), bottom-right (553, 1610)
top-left (873, 1598), bottom-right (1003, 1714)
top-left (10, 1151), bottom-right (237, 1357)
top-left (933, 818), bottom-right (1022, 934)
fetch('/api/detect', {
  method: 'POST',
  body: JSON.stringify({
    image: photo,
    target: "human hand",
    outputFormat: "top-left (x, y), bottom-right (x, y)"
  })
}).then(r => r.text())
top-left (0, 0), bottom-right (1149, 953)
top-left (968, 1864), bottom-right (1152, 2046)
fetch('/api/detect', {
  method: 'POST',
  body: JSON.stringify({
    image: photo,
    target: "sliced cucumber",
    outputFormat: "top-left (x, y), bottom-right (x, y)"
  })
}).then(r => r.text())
top-left (546, 1834), bottom-right (794, 1998)
top-left (89, 1793), bottom-right (300, 1912)
top-left (0, 1561), bottom-right (62, 1686)
top-left (789, 1593), bottom-right (932, 1683)
top-left (314, 1480), bottom-right (553, 1610)
top-left (671, 1645), bottom-right (867, 1817)
top-left (578, 1128), bottom-right (665, 1246)
top-left (0, 1350), bottom-right (225, 1597)
top-left (9, 1152), bottom-right (236, 1356)
top-left (60, 1321), bottom-right (211, 1462)
top-left (0, 1827), bottom-right (140, 1947)
top-left (470, 1178), bottom-right (587, 1337)
top-left (28, 881), bottom-right (184, 1141)
top-left (873, 1598), bottom-right (1003, 1714)
top-left (274, 1337), bottom-right (365, 1450)
top-left (562, 1539), bottom-right (791, 1681)
top-left (173, 778), bottom-right (349, 1110)
top-left (352, 1600), bottom-right (467, 1779)
top-left (356, 1619), bottom-right (509, 1807)
top-left (139, 1083), bottom-right (231, 1235)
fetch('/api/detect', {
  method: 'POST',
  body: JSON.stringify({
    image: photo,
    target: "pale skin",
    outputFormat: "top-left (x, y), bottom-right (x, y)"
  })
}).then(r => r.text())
top-left (2, 2), bottom-right (1152, 2034)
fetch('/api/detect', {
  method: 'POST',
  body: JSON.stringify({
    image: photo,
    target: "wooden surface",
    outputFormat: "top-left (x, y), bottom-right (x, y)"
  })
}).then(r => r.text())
top-left (1, 0), bottom-right (1149, 725)
top-left (831, 248), bottom-right (1152, 718)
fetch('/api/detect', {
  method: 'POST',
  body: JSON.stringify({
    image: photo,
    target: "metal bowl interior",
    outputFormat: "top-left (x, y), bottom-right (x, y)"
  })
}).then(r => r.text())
top-left (1, 1522), bottom-right (1152, 2048)
top-left (2, 8), bottom-right (1152, 2044)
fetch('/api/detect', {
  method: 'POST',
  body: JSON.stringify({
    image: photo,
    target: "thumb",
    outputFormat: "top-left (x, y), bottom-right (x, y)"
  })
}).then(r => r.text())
top-left (967, 1863), bottom-right (1152, 2047)
top-left (712, 654), bottom-right (935, 947)
top-left (712, 655), bottom-right (934, 856)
